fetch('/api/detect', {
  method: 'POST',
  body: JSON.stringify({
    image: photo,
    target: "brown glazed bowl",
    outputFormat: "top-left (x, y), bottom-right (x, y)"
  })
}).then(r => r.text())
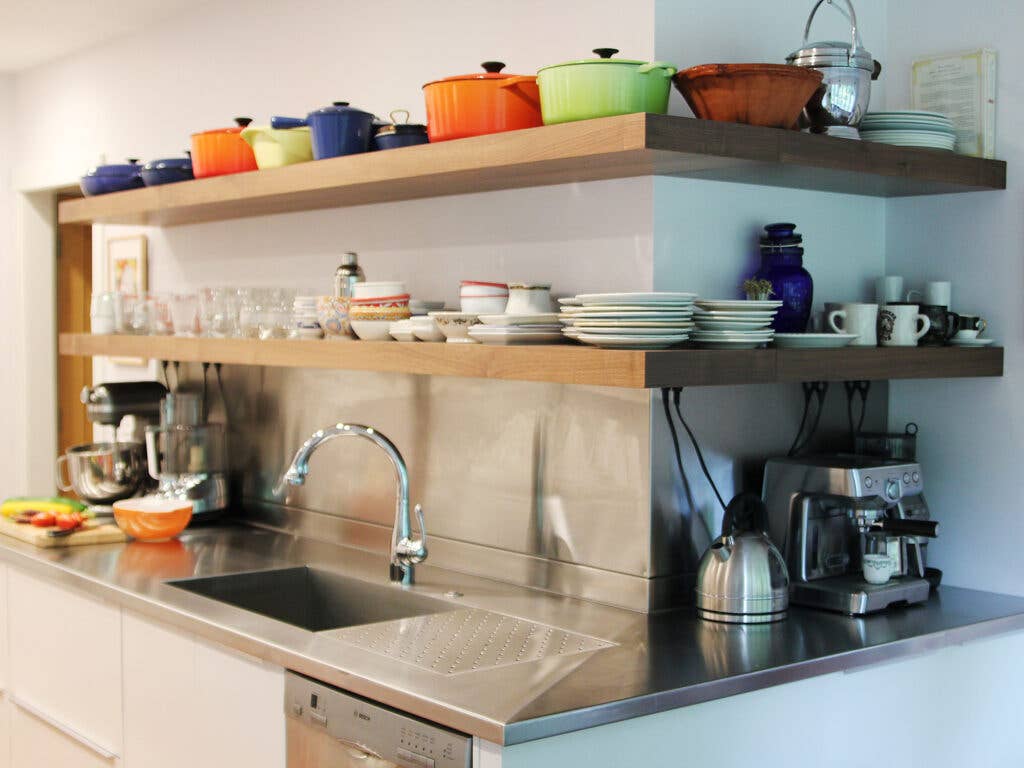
top-left (673, 64), bottom-right (824, 129)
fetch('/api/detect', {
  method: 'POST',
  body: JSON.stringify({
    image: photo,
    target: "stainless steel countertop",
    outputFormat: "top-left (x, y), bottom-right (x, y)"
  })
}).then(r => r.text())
top-left (2, 522), bottom-right (1023, 745)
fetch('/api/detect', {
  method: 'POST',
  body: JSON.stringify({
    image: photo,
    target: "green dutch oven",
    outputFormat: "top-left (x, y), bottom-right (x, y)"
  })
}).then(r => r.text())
top-left (537, 48), bottom-right (678, 125)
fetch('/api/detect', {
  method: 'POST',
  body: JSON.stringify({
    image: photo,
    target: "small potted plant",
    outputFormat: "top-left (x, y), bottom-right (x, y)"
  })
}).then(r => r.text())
top-left (743, 278), bottom-right (775, 301)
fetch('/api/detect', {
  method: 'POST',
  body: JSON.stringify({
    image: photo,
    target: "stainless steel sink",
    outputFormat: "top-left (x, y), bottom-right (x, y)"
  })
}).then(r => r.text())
top-left (168, 566), bottom-right (451, 632)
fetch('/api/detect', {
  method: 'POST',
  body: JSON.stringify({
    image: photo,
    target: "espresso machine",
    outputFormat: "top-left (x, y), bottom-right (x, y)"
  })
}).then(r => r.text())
top-left (145, 391), bottom-right (228, 517)
top-left (762, 455), bottom-right (938, 615)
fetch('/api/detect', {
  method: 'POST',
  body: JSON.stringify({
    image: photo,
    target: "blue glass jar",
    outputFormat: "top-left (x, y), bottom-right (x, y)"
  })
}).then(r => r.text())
top-left (753, 223), bottom-right (813, 333)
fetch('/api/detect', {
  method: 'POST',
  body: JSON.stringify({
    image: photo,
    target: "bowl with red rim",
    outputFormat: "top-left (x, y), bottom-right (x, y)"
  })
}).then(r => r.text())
top-left (460, 280), bottom-right (508, 314)
top-left (353, 281), bottom-right (406, 299)
top-left (348, 293), bottom-right (411, 321)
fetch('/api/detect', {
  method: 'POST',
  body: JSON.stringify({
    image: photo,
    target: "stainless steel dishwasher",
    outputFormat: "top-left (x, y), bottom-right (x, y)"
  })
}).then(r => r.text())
top-left (285, 671), bottom-right (472, 768)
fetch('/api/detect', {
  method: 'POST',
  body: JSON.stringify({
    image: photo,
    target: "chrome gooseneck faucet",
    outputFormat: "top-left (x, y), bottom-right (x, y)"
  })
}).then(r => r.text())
top-left (283, 424), bottom-right (427, 584)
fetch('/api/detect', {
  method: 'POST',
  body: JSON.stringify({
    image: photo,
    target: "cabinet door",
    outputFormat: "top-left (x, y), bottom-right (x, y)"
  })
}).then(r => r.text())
top-left (7, 569), bottom-right (122, 755)
top-left (123, 611), bottom-right (285, 768)
top-left (9, 699), bottom-right (115, 768)
top-left (0, 694), bottom-right (10, 768)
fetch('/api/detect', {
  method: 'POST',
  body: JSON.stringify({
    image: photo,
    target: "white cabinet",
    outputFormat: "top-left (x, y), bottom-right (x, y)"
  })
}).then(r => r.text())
top-left (7, 569), bottom-right (122, 756)
top-left (0, 695), bottom-right (10, 768)
top-left (123, 611), bottom-right (284, 768)
top-left (9, 701), bottom-right (114, 768)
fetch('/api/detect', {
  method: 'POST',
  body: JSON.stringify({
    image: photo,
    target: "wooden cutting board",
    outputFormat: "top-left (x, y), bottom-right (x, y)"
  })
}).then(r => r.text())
top-left (0, 515), bottom-right (127, 547)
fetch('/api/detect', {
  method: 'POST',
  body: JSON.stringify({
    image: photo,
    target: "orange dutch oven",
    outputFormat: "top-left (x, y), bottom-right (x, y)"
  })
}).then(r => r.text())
top-left (190, 117), bottom-right (259, 179)
top-left (423, 62), bottom-right (542, 142)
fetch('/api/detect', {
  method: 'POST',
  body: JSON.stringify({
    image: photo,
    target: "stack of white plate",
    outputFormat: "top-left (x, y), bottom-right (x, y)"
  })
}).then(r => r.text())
top-left (692, 299), bottom-right (782, 349)
top-left (559, 292), bottom-right (697, 349)
top-left (467, 313), bottom-right (563, 345)
top-left (860, 111), bottom-right (956, 151)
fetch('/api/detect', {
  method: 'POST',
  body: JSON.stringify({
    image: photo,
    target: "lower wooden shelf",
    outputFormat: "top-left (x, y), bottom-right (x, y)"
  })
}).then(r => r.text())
top-left (59, 334), bottom-right (1004, 389)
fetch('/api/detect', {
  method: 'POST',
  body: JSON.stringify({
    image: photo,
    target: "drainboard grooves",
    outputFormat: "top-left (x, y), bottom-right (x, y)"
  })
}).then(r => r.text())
top-left (324, 608), bottom-right (614, 676)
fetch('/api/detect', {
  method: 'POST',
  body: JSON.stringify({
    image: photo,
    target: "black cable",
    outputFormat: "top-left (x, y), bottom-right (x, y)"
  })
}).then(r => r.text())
top-left (202, 362), bottom-right (210, 422)
top-left (214, 363), bottom-right (228, 426)
top-left (159, 360), bottom-right (169, 388)
top-left (791, 382), bottom-right (828, 457)
top-left (845, 380), bottom-right (870, 442)
top-left (788, 383), bottom-right (815, 457)
top-left (661, 388), bottom-right (688, 494)
top-left (171, 361), bottom-right (181, 392)
top-left (672, 387), bottom-right (726, 512)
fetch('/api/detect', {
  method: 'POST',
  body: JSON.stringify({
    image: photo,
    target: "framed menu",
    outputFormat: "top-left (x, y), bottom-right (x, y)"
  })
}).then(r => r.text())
top-left (912, 49), bottom-right (997, 158)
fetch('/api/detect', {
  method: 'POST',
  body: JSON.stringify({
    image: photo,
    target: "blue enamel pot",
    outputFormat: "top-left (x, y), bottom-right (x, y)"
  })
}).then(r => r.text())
top-left (307, 101), bottom-right (375, 160)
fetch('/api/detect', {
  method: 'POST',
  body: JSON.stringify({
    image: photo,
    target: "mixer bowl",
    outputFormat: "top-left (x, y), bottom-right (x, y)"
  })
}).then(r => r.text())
top-left (56, 442), bottom-right (147, 505)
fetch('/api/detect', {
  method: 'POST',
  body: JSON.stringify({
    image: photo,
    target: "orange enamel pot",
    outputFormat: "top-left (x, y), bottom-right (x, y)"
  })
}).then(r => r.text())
top-left (190, 117), bottom-right (259, 178)
top-left (423, 62), bottom-right (542, 142)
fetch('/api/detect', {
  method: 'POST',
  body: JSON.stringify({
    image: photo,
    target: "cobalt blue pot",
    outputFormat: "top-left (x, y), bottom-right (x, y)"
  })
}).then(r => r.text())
top-left (306, 101), bottom-right (375, 160)
top-left (373, 124), bottom-right (430, 151)
top-left (80, 159), bottom-right (144, 196)
top-left (141, 156), bottom-right (194, 186)
top-left (753, 222), bottom-right (813, 333)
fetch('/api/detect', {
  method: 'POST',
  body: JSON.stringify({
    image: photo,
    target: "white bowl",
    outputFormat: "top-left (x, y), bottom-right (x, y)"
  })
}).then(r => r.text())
top-left (461, 296), bottom-right (508, 315)
top-left (409, 299), bottom-right (446, 316)
top-left (350, 319), bottom-right (394, 341)
top-left (459, 280), bottom-right (508, 298)
top-left (428, 312), bottom-right (479, 343)
top-left (388, 320), bottom-right (418, 342)
top-left (410, 316), bottom-right (445, 342)
top-left (506, 284), bottom-right (553, 315)
top-left (352, 281), bottom-right (406, 299)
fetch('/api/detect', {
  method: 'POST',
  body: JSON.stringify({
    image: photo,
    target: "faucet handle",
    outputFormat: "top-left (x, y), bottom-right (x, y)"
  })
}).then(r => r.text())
top-left (396, 504), bottom-right (428, 565)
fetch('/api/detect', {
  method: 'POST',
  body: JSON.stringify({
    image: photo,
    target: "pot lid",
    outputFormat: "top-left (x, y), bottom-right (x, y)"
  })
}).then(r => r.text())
top-left (424, 62), bottom-right (534, 87)
top-left (192, 117), bottom-right (252, 137)
top-left (787, 40), bottom-right (874, 70)
top-left (538, 48), bottom-right (651, 72)
top-left (376, 109), bottom-right (426, 136)
top-left (308, 101), bottom-right (374, 119)
top-left (142, 156), bottom-right (192, 171)
top-left (85, 158), bottom-right (142, 177)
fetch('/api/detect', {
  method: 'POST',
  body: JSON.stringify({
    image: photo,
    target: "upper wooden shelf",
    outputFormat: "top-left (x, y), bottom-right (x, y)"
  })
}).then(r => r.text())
top-left (59, 333), bottom-right (1003, 389)
top-left (58, 114), bottom-right (1006, 227)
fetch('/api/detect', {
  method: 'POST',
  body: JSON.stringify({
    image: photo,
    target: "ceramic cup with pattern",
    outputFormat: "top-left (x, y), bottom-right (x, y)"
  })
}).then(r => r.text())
top-left (878, 303), bottom-right (930, 347)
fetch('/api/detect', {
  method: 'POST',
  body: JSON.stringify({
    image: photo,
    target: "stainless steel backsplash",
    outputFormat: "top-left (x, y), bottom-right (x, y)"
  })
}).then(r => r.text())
top-left (210, 365), bottom-right (886, 611)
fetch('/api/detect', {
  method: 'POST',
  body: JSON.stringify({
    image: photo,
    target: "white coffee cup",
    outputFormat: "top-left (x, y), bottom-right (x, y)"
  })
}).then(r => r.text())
top-left (862, 553), bottom-right (893, 585)
top-left (875, 276), bottom-right (904, 305)
top-left (906, 280), bottom-right (952, 308)
top-left (879, 304), bottom-right (931, 346)
top-left (828, 303), bottom-right (877, 346)
top-left (505, 283), bottom-right (553, 315)
top-left (90, 292), bottom-right (118, 335)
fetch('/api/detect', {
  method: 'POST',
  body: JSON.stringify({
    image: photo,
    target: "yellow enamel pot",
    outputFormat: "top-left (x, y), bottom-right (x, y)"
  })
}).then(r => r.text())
top-left (239, 125), bottom-right (313, 169)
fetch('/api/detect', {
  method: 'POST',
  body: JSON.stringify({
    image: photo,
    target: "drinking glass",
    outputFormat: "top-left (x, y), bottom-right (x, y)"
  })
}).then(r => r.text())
top-left (148, 294), bottom-right (174, 335)
top-left (169, 294), bottom-right (199, 337)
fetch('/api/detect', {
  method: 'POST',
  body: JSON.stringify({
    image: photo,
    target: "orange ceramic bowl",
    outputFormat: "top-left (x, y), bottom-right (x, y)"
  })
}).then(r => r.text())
top-left (113, 497), bottom-right (193, 541)
top-left (673, 64), bottom-right (824, 129)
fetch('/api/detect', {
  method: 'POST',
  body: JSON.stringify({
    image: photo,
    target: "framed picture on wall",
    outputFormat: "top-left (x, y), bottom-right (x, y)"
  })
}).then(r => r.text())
top-left (106, 234), bottom-right (148, 295)
top-left (106, 234), bottom-right (148, 365)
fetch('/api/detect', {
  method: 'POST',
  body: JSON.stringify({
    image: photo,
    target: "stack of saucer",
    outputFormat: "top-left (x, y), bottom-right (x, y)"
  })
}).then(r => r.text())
top-left (691, 299), bottom-right (782, 349)
top-left (468, 313), bottom-right (563, 345)
top-left (559, 292), bottom-right (697, 349)
top-left (860, 111), bottom-right (956, 151)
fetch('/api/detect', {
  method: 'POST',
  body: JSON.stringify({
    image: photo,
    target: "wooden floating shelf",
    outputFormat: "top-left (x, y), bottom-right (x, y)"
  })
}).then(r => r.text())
top-left (59, 334), bottom-right (1004, 389)
top-left (58, 114), bottom-right (1006, 227)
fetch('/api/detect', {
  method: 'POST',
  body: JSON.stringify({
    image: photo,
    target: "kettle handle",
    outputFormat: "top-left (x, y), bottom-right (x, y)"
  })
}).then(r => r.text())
top-left (802, 0), bottom-right (865, 62)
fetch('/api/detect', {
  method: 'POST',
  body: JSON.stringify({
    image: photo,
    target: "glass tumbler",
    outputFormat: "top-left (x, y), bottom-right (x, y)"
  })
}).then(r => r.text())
top-left (169, 293), bottom-right (199, 337)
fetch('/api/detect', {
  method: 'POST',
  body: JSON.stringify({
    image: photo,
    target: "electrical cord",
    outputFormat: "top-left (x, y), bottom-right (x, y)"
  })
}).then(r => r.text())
top-left (789, 381), bottom-right (828, 457)
top-left (214, 363), bottom-right (228, 426)
top-left (202, 362), bottom-right (210, 422)
top-left (672, 387), bottom-right (726, 513)
top-left (845, 380), bottom-right (870, 442)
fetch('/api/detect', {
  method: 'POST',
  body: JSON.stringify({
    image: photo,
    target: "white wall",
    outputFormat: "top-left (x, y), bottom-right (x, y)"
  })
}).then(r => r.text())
top-left (884, 1), bottom-right (1024, 595)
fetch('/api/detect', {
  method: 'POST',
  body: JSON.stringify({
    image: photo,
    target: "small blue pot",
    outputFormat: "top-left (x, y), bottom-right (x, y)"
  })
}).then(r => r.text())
top-left (373, 124), bottom-right (430, 151)
top-left (307, 101), bottom-right (375, 160)
top-left (80, 159), bottom-right (144, 196)
top-left (141, 156), bottom-right (194, 186)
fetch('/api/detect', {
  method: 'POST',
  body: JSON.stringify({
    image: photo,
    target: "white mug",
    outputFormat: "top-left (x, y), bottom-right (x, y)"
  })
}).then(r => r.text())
top-left (906, 280), bottom-right (952, 308)
top-left (875, 276), bottom-right (904, 305)
top-left (879, 304), bottom-right (931, 346)
top-left (505, 284), bottom-right (553, 315)
top-left (863, 553), bottom-right (893, 585)
top-left (828, 303), bottom-right (878, 346)
top-left (90, 292), bottom-right (118, 335)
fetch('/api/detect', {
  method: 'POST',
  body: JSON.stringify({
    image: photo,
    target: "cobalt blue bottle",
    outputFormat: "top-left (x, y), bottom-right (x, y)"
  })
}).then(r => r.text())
top-left (753, 223), bottom-right (813, 333)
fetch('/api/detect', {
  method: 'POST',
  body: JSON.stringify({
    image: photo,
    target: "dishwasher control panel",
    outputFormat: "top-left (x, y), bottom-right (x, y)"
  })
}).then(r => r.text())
top-left (285, 671), bottom-right (472, 768)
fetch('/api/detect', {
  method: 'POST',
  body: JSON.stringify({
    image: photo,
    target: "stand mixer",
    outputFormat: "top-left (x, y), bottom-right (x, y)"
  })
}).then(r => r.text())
top-left (762, 455), bottom-right (938, 615)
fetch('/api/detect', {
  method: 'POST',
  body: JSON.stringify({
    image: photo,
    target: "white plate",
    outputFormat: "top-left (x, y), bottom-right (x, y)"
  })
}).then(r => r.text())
top-left (691, 330), bottom-right (774, 338)
top-left (467, 328), bottom-right (563, 345)
top-left (567, 318), bottom-right (695, 329)
top-left (948, 337), bottom-right (995, 347)
top-left (478, 313), bottom-right (560, 326)
top-left (865, 110), bottom-right (949, 119)
top-left (694, 320), bottom-right (774, 331)
top-left (575, 292), bottom-right (698, 305)
top-left (695, 339), bottom-right (772, 349)
top-left (562, 304), bottom-right (695, 314)
top-left (569, 325), bottom-right (694, 336)
top-left (772, 333), bottom-right (859, 349)
top-left (559, 312), bottom-right (694, 321)
top-left (469, 324), bottom-right (563, 334)
top-left (574, 333), bottom-right (689, 350)
top-left (695, 299), bottom-right (784, 311)
top-left (557, 297), bottom-right (582, 306)
top-left (692, 309), bottom-right (778, 318)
